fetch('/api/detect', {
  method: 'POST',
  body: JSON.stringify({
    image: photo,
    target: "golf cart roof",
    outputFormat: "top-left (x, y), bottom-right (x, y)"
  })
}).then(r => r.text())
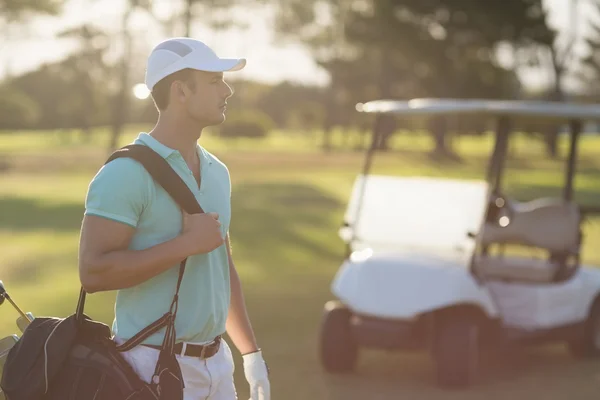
top-left (356, 98), bottom-right (600, 121)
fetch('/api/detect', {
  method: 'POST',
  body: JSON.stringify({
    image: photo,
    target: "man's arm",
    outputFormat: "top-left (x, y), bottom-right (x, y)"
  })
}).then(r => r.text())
top-left (225, 233), bottom-right (260, 355)
top-left (79, 158), bottom-right (224, 294)
top-left (78, 215), bottom-right (192, 293)
top-left (79, 159), bottom-right (192, 293)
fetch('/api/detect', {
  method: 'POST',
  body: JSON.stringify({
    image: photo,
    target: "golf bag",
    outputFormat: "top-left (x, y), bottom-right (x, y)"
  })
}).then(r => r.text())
top-left (0, 145), bottom-right (206, 400)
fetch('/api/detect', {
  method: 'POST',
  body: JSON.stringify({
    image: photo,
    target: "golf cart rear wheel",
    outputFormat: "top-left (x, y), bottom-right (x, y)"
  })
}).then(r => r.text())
top-left (434, 315), bottom-right (480, 389)
top-left (319, 301), bottom-right (357, 373)
top-left (569, 300), bottom-right (600, 358)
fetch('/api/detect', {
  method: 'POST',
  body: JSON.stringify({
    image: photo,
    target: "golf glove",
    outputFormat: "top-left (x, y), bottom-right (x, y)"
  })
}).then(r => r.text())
top-left (242, 350), bottom-right (270, 400)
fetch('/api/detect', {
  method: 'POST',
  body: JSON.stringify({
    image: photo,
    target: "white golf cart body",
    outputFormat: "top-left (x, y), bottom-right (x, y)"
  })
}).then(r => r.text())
top-left (319, 98), bottom-right (600, 387)
top-left (333, 174), bottom-right (600, 331)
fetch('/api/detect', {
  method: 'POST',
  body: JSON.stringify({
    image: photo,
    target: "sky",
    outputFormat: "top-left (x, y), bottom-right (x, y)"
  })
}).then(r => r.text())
top-left (0, 0), bottom-right (594, 92)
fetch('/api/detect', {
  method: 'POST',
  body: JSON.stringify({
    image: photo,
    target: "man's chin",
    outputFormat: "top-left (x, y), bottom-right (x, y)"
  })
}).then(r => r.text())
top-left (194, 114), bottom-right (225, 128)
top-left (213, 113), bottom-right (227, 125)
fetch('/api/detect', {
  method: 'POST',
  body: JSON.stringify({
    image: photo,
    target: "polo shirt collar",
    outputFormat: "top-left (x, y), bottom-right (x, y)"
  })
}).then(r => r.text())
top-left (136, 132), bottom-right (213, 166)
top-left (136, 133), bottom-right (178, 159)
top-left (198, 146), bottom-right (213, 165)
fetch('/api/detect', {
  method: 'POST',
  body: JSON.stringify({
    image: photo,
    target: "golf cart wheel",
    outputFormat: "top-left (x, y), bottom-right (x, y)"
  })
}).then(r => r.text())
top-left (568, 300), bottom-right (600, 358)
top-left (434, 314), bottom-right (480, 389)
top-left (319, 300), bottom-right (357, 373)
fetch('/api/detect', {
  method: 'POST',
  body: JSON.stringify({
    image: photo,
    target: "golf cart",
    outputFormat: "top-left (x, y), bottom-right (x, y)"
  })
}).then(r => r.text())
top-left (319, 98), bottom-right (600, 388)
top-left (0, 281), bottom-right (34, 400)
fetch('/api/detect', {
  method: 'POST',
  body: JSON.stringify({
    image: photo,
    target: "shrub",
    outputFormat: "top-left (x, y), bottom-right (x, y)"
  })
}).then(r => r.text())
top-left (0, 85), bottom-right (40, 130)
top-left (219, 110), bottom-right (274, 139)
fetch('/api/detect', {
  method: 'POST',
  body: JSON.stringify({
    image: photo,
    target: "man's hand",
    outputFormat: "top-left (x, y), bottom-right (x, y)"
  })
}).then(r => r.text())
top-left (78, 214), bottom-right (201, 293)
top-left (242, 350), bottom-right (270, 400)
top-left (181, 212), bottom-right (224, 255)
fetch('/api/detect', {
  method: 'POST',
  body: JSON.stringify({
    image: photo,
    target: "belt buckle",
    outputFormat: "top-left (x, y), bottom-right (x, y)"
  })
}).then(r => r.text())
top-left (200, 338), bottom-right (219, 359)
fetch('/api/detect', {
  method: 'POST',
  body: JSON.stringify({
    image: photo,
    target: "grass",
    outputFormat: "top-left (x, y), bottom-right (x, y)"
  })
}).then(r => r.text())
top-left (2, 126), bottom-right (600, 399)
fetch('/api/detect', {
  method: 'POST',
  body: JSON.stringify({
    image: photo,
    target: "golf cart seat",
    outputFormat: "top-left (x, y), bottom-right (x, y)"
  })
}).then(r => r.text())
top-left (474, 255), bottom-right (562, 283)
top-left (480, 197), bottom-right (581, 253)
top-left (474, 198), bottom-right (581, 283)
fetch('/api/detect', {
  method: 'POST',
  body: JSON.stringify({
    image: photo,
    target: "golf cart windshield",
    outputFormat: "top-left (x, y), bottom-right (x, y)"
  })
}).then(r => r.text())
top-left (344, 98), bottom-right (600, 262)
top-left (340, 175), bottom-right (489, 254)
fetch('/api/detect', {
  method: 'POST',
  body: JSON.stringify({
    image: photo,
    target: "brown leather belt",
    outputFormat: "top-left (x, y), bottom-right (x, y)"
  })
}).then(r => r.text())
top-left (143, 335), bottom-right (221, 359)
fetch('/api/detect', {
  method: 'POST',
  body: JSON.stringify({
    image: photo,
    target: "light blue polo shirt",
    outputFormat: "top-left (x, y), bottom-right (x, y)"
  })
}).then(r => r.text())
top-left (84, 132), bottom-right (232, 345)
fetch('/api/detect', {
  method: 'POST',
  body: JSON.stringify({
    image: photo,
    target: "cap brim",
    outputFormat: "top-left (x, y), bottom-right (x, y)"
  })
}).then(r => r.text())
top-left (191, 58), bottom-right (246, 73)
top-left (146, 57), bottom-right (247, 91)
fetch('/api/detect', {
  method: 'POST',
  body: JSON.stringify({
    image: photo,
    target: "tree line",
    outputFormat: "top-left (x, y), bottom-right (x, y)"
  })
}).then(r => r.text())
top-left (1, 0), bottom-right (600, 158)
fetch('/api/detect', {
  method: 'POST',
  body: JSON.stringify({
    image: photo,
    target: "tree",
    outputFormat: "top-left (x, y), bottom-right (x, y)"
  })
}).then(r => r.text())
top-left (0, 0), bottom-right (63, 20)
top-left (528, 0), bottom-right (582, 158)
top-left (581, 0), bottom-right (600, 96)
top-left (273, 1), bottom-right (352, 151)
top-left (0, 84), bottom-right (39, 130)
top-left (9, 59), bottom-right (111, 130)
top-left (0, 0), bottom-right (66, 55)
top-left (57, 24), bottom-right (111, 141)
top-left (107, 0), bottom-right (153, 152)
top-left (154, 0), bottom-right (257, 37)
top-left (272, 0), bottom-right (553, 156)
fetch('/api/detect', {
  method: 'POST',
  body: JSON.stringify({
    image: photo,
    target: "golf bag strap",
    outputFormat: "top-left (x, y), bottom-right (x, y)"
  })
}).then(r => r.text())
top-left (106, 144), bottom-right (204, 215)
top-left (75, 144), bottom-right (204, 351)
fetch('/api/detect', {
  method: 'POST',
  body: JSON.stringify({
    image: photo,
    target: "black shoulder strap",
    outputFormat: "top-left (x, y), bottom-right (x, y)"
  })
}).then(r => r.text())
top-left (76, 144), bottom-right (203, 352)
top-left (107, 144), bottom-right (204, 214)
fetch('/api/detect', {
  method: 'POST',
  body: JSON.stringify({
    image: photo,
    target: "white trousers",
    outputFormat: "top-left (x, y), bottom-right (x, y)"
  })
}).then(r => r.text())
top-left (114, 337), bottom-right (238, 400)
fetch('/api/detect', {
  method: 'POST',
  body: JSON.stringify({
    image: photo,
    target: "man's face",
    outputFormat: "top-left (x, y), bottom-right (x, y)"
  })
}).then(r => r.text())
top-left (179, 70), bottom-right (234, 127)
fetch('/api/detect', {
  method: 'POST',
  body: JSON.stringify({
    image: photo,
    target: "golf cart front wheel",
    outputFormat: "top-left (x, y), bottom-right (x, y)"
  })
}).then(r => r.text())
top-left (434, 315), bottom-right (480, 389)
top-left (319, 301), bottom-right (357, 373)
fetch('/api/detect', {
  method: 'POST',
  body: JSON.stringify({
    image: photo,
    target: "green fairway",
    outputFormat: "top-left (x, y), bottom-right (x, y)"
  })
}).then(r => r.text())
top-left (2, 127), bottom-right (600, 399)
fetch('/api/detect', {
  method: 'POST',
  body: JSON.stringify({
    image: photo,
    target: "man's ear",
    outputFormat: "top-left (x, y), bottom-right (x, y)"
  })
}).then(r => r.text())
top-left (172, 81), bottom-right (188, 103)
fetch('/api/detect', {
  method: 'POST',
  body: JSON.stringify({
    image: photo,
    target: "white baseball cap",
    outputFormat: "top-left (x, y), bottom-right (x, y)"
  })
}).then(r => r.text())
top-left (145, 37), bottom-right (246, 91)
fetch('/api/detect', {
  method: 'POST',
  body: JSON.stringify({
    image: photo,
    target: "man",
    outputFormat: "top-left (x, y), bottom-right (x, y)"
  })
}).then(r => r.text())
top-left (78, 37), bottom-right (270, 400)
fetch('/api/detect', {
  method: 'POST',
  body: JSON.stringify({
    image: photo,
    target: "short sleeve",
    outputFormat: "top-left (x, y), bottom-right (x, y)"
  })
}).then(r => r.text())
top-left (225, 164), bottom-right (232, 199)
top-left (84, 158), bottom-right (149, 228)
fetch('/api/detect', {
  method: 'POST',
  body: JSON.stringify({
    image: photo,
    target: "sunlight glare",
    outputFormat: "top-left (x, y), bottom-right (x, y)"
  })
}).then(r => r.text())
top-left (133, 83), bottom-right (150, 100)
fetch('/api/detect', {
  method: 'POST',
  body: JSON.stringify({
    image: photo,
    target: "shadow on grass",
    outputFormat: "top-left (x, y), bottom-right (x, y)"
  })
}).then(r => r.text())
top-left (230, 182), bottom-right (344, 271)
top-left (0, 196), bottom-right (84, 232)
top-left (226, 184), bottom-right (600, 399)
top-left (3, 253), bottom-right (74, 285)
top-left (9, 180), bottom-right (597, 399)
top-left (311, 347), bottom-right (600, 400)
top-left (238, 281), bottom-right (600, 400)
